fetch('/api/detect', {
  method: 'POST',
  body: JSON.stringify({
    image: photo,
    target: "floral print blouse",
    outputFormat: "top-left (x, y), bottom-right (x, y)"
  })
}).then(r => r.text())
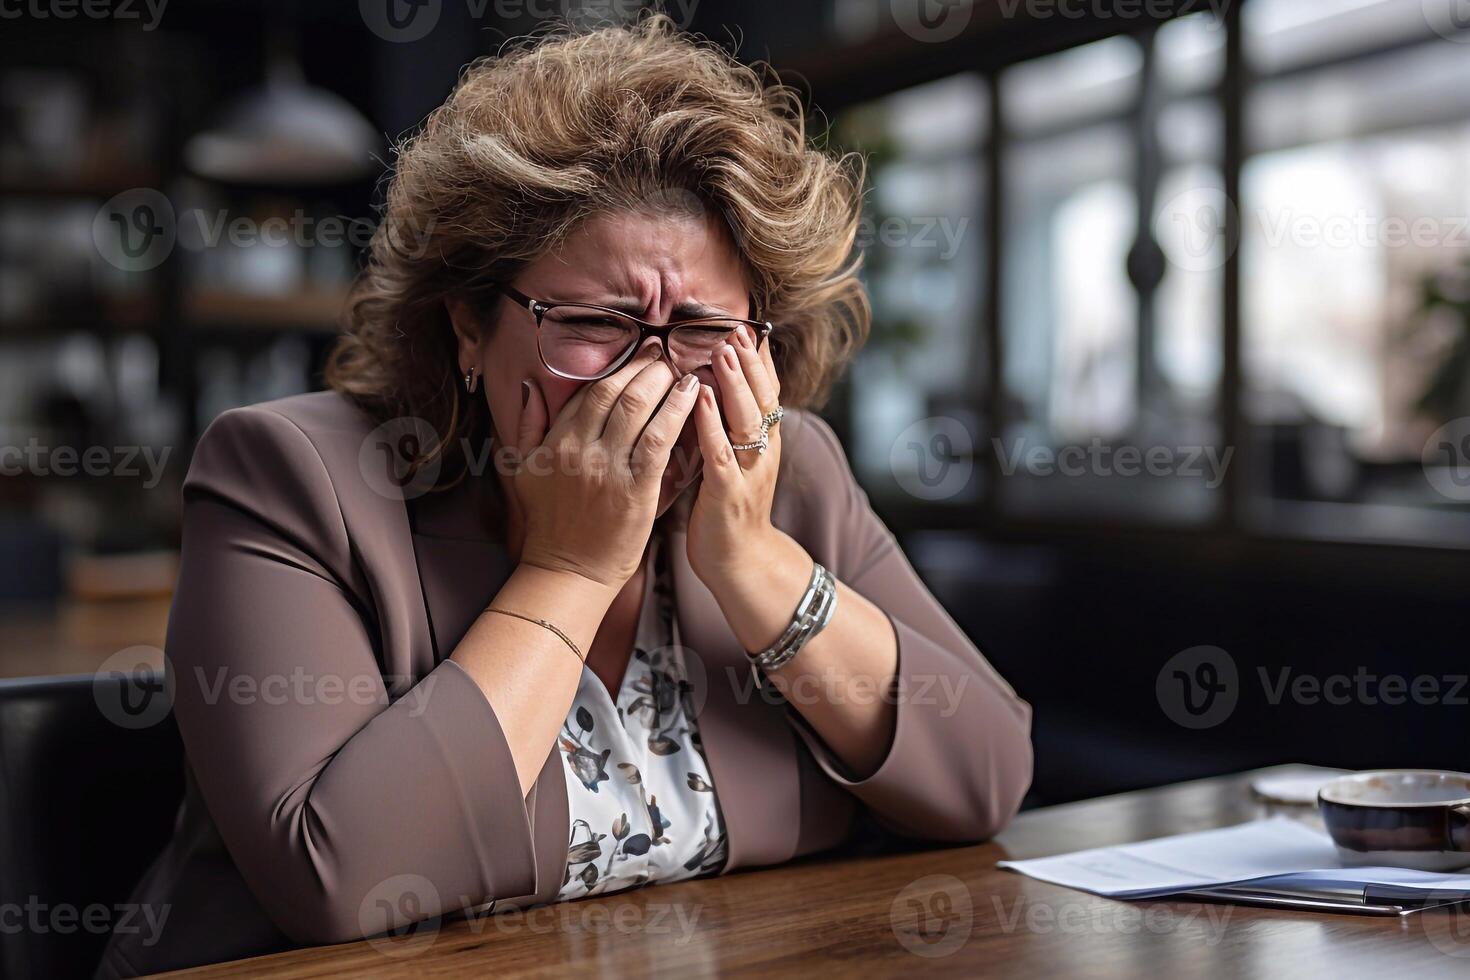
top-left (556, 527), bottom-right (729, 899)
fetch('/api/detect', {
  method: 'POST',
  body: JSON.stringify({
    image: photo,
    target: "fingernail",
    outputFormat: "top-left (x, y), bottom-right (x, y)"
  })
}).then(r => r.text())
top-left (735, 328), bottom-right (752, 349)
top-left (678, 372), bottom-right (698, 392)
top-left (721, 345), bottom-right (737, 367)
top-left (642, 342), bottom-right (663, 360)
top-left (520, 380), bottom-right (530, 407)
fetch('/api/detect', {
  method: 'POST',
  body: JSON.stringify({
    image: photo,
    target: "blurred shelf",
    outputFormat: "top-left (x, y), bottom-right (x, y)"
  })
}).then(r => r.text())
top-left (184, 287), bottom-right (348, 334)
top-left (67, 550), bottom-right (178, 602)
top-left (2, 288), bottom-right (350, 337)
top-left (994, 471), bottom-right (1223, 528)
top-left (1243, 498), bottom-right (1470, 551)
top-left (0, 295), bottom-right (162, 340)
top-left (0, 167), bottom-right (162, 200)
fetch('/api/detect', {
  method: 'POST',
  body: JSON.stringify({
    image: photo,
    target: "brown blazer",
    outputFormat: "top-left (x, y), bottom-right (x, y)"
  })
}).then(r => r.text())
top-left (97, 391), bottom-right (1032, 978)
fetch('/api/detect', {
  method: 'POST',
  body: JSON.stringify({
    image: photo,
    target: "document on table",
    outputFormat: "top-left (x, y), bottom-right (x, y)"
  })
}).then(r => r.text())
top-left (998, 818), bottom-right (1470, 901)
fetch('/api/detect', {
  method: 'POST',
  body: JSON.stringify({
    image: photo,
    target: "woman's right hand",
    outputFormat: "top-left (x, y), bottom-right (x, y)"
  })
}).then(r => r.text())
top-left (512, 340), bottom-right (700, 589)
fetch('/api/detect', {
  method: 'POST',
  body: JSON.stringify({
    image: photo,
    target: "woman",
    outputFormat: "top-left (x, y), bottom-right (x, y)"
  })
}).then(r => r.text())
top-left (99, 15), bottom-right (1031, 977)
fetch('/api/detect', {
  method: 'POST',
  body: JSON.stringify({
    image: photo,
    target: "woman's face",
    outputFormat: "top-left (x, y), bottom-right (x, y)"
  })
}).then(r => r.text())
top-left (457, 207), bottom-right (755, 518)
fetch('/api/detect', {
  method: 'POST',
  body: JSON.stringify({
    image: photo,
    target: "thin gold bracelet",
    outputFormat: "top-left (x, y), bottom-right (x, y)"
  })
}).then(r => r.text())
top-left (482, 607), bottom-right (584, 664)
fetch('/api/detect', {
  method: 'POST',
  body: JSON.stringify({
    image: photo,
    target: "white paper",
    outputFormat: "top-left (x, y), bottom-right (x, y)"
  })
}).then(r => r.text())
top-left (997, 818), bottom-right (1470, 900)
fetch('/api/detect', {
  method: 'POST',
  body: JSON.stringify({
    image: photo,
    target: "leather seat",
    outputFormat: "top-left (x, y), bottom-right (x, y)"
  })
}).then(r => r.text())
top-left (0, 672), bottom-right (183, 980)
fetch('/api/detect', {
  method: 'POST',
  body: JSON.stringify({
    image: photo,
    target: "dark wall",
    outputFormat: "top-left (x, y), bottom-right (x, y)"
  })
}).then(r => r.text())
top-left (916, 534), bottom-right (1469, 807)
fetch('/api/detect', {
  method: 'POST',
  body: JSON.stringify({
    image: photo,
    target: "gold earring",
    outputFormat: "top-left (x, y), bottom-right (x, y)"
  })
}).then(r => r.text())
top-left (464, 367), bottom-right (479, 393)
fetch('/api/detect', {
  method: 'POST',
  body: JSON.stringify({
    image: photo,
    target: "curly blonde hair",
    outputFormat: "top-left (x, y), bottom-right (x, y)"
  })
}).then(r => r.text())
top-left (325, 12), bottom-right (870, 488)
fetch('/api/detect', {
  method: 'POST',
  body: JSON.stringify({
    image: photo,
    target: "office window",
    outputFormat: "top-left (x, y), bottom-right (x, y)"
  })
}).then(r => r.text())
top-left (997, 25), bottom-right (1226, 525)
top-left (835, 74), bottom-right (988, 505)
top-left (817, 1), bottom-right (1470, 547)
top-left (1242, 2), bottom-right (1470, 543)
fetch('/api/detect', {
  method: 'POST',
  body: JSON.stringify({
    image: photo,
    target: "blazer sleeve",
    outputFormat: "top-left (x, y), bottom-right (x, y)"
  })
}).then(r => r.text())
top-left (165, 405), bottom-right (537, 946)
top-left (780, 412), bottom-right (1033, 843)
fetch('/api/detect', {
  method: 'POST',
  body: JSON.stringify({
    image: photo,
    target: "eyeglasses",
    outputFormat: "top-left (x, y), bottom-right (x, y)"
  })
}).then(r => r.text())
top-left (494, 284), bottom-right (774, 382)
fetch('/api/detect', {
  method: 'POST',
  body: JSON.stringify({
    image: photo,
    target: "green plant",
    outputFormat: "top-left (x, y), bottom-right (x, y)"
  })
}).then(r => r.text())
top-left (1403, 258), bottom-right (1470, 423)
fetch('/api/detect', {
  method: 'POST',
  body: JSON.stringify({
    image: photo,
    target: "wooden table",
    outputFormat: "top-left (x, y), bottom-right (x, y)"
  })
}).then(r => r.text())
top-left (158, 767), bottom-right (1470, 978)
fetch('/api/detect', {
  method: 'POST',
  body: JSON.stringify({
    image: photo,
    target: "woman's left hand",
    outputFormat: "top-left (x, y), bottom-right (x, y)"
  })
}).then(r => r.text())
top-left (686, 325), bottom-right (785, 595)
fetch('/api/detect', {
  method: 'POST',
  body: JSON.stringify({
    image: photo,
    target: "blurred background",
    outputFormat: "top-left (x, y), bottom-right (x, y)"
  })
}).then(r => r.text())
top-left (3, 0), bottom-right (1469, 808)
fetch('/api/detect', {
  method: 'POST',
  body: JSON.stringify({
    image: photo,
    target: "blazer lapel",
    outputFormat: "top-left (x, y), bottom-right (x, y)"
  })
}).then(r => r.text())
top-left (406, 475), bottom-right (570, 906)
top-left (405, 474), bottom-right (804, 889)
top-left (665, 519), bottom-right (803, 870)
top-left (411, 531), bottom-right (514, 659)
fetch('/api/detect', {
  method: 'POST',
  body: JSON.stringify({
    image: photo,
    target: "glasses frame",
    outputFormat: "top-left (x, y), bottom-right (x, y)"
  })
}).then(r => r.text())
top-left (494, 284), bottom-right (774, 382)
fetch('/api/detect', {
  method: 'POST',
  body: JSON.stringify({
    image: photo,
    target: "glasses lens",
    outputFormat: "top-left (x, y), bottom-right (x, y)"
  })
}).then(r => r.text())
top-left (669, 321), bottom-right (746, 372)
top-left (538, 306), bottom-right (641, 379)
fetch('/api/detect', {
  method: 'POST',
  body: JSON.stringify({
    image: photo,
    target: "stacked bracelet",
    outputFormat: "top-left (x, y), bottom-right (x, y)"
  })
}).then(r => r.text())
top-left (749, 561), bottom-right (838, 673)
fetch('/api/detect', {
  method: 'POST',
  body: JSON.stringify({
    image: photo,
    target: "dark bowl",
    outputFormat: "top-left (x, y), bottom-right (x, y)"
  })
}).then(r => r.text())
top-left (1318, 770), bottom-right (1470, 871)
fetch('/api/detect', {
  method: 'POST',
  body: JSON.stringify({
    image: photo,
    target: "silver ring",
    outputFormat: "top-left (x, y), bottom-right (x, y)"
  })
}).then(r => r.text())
top-left (732, 404), bottom-right (782, 455)
top-left (731, 434), bottom-right (769, 455)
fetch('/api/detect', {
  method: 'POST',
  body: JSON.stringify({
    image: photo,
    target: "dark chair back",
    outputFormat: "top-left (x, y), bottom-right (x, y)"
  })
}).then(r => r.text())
top-left (0, 672), bottom-right (184, 980)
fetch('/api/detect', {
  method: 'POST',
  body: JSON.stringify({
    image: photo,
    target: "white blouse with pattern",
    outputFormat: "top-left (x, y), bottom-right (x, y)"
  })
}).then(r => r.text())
top-left (556, 528), bottom-right (729, 899)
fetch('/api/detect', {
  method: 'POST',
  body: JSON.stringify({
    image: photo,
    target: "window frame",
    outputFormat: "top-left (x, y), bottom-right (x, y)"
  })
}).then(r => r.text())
top-left (799, 0), bottom-right (1470, 551)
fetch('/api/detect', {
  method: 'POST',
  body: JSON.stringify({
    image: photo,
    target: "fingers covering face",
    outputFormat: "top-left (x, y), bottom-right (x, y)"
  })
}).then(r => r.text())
top-left (632, 371), bottom-right (700, 484)
top-left (552, 341), bottom-right (664, 442)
